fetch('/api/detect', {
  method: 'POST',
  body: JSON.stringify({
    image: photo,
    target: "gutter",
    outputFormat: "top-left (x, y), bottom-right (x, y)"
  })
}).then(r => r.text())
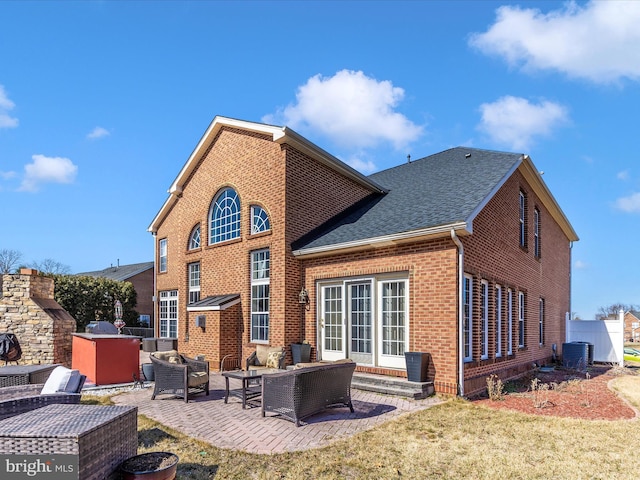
top-left (451, 229), bottom-right (465, 397)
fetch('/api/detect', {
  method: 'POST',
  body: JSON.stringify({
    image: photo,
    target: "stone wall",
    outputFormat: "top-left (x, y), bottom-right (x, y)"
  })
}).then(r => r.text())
top-left (0, 269), bottom-right (76, 366)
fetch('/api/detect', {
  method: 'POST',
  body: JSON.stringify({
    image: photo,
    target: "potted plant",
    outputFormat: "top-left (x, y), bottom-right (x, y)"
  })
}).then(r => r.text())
top-left (119, 452), bottom-right (179, 480)
top-left (291, 340), bottom-right (311, 364)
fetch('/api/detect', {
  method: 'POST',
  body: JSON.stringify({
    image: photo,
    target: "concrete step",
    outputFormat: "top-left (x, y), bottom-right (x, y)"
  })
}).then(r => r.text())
top-left (351, 372), bottom-right (434, 400)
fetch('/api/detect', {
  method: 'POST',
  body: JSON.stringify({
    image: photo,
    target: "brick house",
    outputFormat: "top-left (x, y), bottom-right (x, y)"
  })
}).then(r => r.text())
top-left (148, 116), bottom-right (578, 396)
top-left (77, 262), bottom-right (155, 326)
top-left (624, 311), bottom-right (640, 342)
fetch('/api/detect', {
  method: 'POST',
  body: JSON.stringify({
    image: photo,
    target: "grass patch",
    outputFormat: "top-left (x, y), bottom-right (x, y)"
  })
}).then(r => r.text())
top-left (84, 384), bottom-right (640, 479)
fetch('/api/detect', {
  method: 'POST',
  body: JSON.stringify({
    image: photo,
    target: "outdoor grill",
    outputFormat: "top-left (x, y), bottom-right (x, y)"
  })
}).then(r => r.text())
top-left (85, 321), bottom-right (118, 335)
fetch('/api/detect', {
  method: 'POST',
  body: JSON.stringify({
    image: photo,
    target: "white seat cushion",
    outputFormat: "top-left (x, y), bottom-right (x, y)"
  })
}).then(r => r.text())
top-left (41, 366), bottom-right (80, 394)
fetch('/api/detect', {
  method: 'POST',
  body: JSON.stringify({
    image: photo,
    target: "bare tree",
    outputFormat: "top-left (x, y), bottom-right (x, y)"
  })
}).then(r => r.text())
top-left (31, 258), bottom-right (71, 275)
top-left (0, 249), bottom-right (23, 274)
top-left (596, 303), bottom-right (640, 320)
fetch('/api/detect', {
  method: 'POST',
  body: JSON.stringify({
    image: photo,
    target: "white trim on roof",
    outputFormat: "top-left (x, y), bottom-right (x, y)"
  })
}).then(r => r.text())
top-left (148, 116), bottom-right (386, 234)
top-left (293, 222), bottom-right (470, 258)
top-left (186, 296), bottom-right (241, 312)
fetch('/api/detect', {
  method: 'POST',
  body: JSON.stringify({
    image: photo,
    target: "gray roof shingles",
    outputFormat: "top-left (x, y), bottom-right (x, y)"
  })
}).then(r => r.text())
top-left (293, 147), bottom-right (522, 251)
top-left (76, 261), bottom-right (154, 282)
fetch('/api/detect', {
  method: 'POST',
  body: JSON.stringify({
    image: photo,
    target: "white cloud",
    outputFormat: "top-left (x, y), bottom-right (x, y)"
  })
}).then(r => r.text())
top-left (263, 70), bottom-right (423, 150)
top-left (343, 154), bottom-right (378, 175)
top-left (477, 95), bottom-right (569, 151)
top-left (87, 126), bottom-right (110, 140)
top-left (574, 260), bottom-right (588, 270)
top-left (19, 154), bottom-right (78, 192)
top-left (0, 171), bottom-right (16, 180)
top-left (617, 170), bottom-right (629, 181)
top-left (469, 1), bottom-right (640, 84)
top-left (615, 192), bottom-right (640, 213)
top-left (0, 85), bottom-right (18, 128)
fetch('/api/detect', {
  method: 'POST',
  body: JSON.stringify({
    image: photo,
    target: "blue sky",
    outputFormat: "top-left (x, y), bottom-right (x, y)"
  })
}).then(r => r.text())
top-left (1, 1), bottom-right (639, 318)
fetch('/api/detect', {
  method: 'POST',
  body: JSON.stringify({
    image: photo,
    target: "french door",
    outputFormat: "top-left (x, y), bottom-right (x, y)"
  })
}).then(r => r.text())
top-left (319, 278), bottom-right (408, 369)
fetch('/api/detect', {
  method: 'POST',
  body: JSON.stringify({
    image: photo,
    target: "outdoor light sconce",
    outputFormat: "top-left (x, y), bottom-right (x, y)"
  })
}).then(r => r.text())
top-left (298, 287), bottom-right (309, 305)
top-left (195, 315), bottom-right (206, 329)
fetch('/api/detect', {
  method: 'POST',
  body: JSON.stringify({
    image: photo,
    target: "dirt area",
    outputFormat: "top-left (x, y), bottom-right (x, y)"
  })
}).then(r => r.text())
top-left (472, 365), bottom-right (638, 420)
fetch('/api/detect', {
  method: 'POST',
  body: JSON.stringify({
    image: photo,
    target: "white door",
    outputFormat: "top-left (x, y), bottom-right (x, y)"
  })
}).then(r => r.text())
top-left (320, 285), bottom-right (345, 361)
top-left (378, 280), bottom-right (409, 368)
top-left (347, 282), bottom-right (373, 365)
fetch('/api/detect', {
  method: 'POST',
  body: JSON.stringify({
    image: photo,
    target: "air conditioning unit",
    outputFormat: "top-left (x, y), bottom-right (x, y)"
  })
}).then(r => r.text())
top-left (195, 315), bottom-right (206, 328)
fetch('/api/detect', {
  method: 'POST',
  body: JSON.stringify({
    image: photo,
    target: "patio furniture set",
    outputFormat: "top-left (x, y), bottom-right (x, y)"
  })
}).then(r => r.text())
top-left (150, 344), bottom-right (357, 426)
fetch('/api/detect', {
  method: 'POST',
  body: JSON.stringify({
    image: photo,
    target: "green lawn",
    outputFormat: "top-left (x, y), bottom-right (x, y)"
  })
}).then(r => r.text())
top-left (85, 373), bottom-right (640, 479)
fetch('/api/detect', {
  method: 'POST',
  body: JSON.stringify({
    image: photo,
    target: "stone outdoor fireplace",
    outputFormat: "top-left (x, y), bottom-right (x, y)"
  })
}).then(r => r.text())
top-left (0, 268), bottom-right (76, 366)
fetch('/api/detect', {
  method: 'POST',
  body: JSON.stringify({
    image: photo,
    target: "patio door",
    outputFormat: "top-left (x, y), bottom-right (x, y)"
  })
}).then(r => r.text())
top-left (320, 285), bottom-right (345, 361)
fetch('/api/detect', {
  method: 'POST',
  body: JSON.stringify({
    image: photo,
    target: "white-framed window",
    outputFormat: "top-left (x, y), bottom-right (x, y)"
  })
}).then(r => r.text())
top-left (507, 288), bottom-right (513, 355)
top-left (519, 190), bottom-right (527, 247)
top-left (534, 208), bottom-right (540, 258)
top-left (189, 225), bottom-right (201, 250)
top-left (495, 285), bottom-right (502, 358)
top-left (463, 275), bottom-right (473, 362)
top-left (251, 205), bottom-right (271, 234)
top-left (539, 298), bottom-right (545, 345)
top-left (518, 291), bottom-right (525, 348)
top-left (481, 280), bottom-right (489, 360)
top-left (250, 249), bottom-right (270, 342)
top-left (159, 290), bottom-right (178, 338)
top-left (209, 187), bottom-right (240, 244)
top-left (159, 238), bottom-right (167, 273)
top-left (188, 262), bottom-right (200, 304)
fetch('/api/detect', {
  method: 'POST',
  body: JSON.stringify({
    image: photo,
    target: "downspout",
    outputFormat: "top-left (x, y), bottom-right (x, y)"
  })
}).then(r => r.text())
top-left (152, 232), bottom-right (158, 337)
top-left (451, 229), bottom-right (464, 397)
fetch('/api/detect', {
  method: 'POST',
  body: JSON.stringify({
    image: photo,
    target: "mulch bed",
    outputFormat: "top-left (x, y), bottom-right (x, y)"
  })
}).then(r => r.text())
top-left (472, 366), bottom-right (637, 421)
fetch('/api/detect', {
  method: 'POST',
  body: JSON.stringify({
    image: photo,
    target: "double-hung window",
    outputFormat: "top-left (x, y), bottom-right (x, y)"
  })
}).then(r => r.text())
top-left (481, 280), bottom-right (489, 360)
top-left (159, 239), bottom-right (167, 273)
top-left (519, 191), bottom-right (527, 248)
top-left (507, 289), bottom-right (513, 355)
top-left (463, 275), bottom-right (473, 362)
top-left (188, 262), bottom-right (200, 304)
top-left (495, 285), bottom-right (502, 358)
top-left (539, 298), bottom-right (545, 345)
top-left (250, 249), bottom-right (270, 342)
top-left (534, 208), bottom-right (541, 258)
top-left (518, 292), bottom-right (525, 348)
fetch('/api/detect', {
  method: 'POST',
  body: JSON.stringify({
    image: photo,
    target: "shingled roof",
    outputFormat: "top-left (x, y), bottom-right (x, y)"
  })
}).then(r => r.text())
top-left (293, 147), bottom-right (577, 256)
top-left (76, 261), bottom-right (154, 282)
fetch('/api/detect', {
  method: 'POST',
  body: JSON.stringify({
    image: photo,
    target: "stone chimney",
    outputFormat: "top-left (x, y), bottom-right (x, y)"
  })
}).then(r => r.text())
top-left (0, 269), bottom-right (76, 366)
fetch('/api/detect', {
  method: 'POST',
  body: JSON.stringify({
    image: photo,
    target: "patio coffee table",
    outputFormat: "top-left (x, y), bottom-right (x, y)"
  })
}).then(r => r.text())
top-left (222, 369), bottom-right (283, 408)
top-left (0, 364), bottom-right (60, 387)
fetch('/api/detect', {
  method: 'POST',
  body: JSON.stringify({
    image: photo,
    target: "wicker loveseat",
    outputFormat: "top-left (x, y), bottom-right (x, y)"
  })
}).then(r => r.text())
top-left (0, 374), bottom-right (86, 421)
top-left (150, 350), bottom-right (209, 403)
top-left (261, 359), bottom-right (356, 426)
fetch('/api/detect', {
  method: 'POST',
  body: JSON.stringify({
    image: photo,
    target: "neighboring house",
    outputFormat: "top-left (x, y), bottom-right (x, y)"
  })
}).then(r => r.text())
top-left (77, 262), bottom-right (155, 326)
top-left (624, 311), bottom-right (640, 342)
top-left (148, 116), bottom-right (578, 396)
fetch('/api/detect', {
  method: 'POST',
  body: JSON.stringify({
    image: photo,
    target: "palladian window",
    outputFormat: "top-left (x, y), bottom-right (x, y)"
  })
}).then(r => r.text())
top-left (209, 188), bottom-right (240, 245)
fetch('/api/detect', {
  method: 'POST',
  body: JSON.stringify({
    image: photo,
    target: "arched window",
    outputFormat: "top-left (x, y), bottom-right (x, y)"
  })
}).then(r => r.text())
top-left (188, 225), bottom-right (201, 250)
top-left (209, 187), bottom-right (241, 244)
top-left (251, 205), bottom-right (271, 234)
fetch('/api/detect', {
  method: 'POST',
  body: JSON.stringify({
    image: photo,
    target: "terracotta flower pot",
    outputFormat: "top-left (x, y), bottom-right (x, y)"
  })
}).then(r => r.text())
top-left (119, 452), bottom-right (179, 480)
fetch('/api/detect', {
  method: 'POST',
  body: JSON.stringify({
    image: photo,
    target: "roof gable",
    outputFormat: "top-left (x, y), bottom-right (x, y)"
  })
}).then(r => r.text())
top-left (148, 116), bottom-right (386, 234)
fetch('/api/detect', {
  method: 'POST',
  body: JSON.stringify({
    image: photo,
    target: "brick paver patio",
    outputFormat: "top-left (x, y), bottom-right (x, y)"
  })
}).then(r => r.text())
top-left (111, 370), bottom-right (442, 454)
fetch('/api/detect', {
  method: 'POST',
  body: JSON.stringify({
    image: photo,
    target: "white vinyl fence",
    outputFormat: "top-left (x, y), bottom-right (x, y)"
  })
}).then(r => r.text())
top-left (565, 310), bottom-right (624, 366)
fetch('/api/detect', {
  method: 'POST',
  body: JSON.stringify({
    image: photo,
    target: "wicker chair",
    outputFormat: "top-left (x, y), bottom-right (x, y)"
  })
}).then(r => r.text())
top-left (246, 345), bottom-right (286, 371)
top-left (261, 360), bottom-right (356, 426)
top-left (150, 350), bottom-right (209, 403)
top-left (0, 375), bottom-right (86, 421)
